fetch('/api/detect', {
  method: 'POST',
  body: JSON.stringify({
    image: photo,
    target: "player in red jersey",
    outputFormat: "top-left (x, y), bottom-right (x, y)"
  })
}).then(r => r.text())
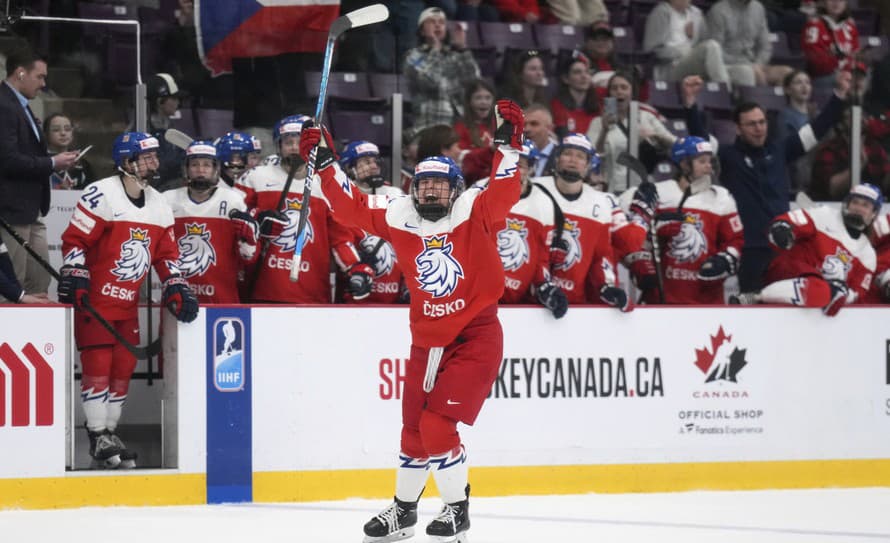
top-left (861, 212), bottom-right (890, 303)
top-left (801, 0), bottom-right (860, 81)
top-left (165, 141), bottom-right (258, 303)
top-left (622, 136), bottom-right (744, 304)
top-left (336, 140), bottom-right (403, 304)
top-left (303, 100), bottom-right (524, 543)
top-left (497, 140), bottom-right (568, 317)
top-left (59, 132), bottom-right (198, 469)
top-left (731, 183), bottom-right (880, 315)
top-left (535, 133), bottom-right (634, 310)
top-left (235, 114), bottom-right (370, 303)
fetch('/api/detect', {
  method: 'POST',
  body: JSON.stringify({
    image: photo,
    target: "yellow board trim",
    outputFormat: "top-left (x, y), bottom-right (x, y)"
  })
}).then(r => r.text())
top-left (253, 458), bottom-right (890, 502)
top-left (3, 459), bottom-right (889, 510)
top-left (0, 473), bottom-right (205, 510)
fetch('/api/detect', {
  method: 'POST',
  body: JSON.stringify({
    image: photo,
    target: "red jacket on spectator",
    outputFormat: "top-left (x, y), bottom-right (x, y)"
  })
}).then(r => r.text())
top-left (490, 0), bottom-right (540, 22)
top-left (454, 119), bottom-right (494, 151)
top-left (550, 97), bottom-right (597, 136)
top-left (802, 14), bottom-right (860, 78)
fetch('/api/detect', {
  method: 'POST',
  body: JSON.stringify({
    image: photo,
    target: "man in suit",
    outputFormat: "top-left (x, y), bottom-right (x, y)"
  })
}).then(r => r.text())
top-left (0, 47), bottom-right (79, 299)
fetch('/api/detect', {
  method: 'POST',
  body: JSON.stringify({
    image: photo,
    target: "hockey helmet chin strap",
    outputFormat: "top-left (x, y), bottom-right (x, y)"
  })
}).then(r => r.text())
top-left (423, 347), bottom-right (445, 392)
top-left (557, 169), bottom-right (583, 183)
top-left (118, 159), bottom-right (157, 190)
top-left (361, 173), bottom-right (387, 189)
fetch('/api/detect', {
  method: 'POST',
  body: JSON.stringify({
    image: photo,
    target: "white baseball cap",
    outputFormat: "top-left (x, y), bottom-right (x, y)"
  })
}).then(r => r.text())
top-left (417, 7), bottom-right (446, 28)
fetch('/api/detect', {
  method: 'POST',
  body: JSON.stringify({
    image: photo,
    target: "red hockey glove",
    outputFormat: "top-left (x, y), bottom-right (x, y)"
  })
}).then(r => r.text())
top-left (58, 264), bottom-right (90, 310)
top-left (629, 182), bottom-right (658, 225)
top-left (162, 276), bottom-right (199, 323)
top-left (493, 99), bottom-right (525, 149)
top-left (626, 251), bottom-right (658, 291)
top-left (229, 209), bottom-right (258, 245)
top-left (299, 123), bottom-right (337, 171)
top-left (550, 236), bottom-right (569, 269)
top-left (822, 280), bottom-right (849, 317)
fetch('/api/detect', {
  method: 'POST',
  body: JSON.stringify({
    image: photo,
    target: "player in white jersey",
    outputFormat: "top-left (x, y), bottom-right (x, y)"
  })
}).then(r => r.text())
top-left (59, 132), bottom-right (199, 468)
top-left (165, 141), bottom-right (258, 303)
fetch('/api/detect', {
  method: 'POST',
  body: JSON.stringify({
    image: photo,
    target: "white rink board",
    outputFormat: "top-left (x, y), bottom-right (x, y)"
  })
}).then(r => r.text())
top-left (245, 306), bottom-right (890, 472)
top-left (0, 308), bottom-right (68, 478)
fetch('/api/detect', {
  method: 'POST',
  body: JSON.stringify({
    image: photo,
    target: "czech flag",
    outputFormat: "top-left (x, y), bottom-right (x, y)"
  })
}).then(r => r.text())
top-left (197, 0), bottom-right (340, 76)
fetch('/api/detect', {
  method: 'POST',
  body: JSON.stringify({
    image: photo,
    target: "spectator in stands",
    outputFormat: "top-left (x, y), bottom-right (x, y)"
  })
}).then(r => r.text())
top-left (775, 70), bottom-right (816, 191)
top-left (643, 0), bottom-right (733, 88)
top-left (810, 106), bottom-right (890, 200)
top-left (583, 21), bottom-right (617, 96)
top-left (44, 113), bottom-right (93, 190)
top-left (682, 71), bottom-right (851, 291)
top-left (587, 71), bottom-right (677, 193)
top-left (550, 50), bottom-right (600, 137)
top-left (707, 0), bottom-right (794, 87)
top-left (544, 0), bottom-right (609, 26)
top-left (0, 47), bottom-right (79, 298)
top-left (404, 7), bottom-right (481, 131)
top-left (802, 0), bottom-right (860, 90)
top-left (145, 73), bottom-right (187, 191)
top-left (416, 124), bottom-right (463, 164)
top-left (501, 49), bottom-right (550, 109)
top-left (454, 79), bottom-right (495, 152)
top-left (491, 0), bottom-right (540, 23)
top-left (523, 103), bottom-right (559, 177)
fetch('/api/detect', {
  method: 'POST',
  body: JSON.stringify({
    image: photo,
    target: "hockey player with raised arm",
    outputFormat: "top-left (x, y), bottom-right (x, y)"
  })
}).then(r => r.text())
top-left (621, 136), bottom-right (744, 304)
top-left (535, 133), bottom-right (636, 310)
top-left (303, 99), bottom-right (525, 543)
top-left (164, 141), bottom-right (259, 303)
top-left (235, 114), bottom-right (370, 303)
top-left (337, 140), bottom-right (404, 303)
top-left (498, 141), bottom-right (568, 318)
top-left (59, 132), bottom-right (199, 469)
top-left (731, 183), bottom-right (880, 315)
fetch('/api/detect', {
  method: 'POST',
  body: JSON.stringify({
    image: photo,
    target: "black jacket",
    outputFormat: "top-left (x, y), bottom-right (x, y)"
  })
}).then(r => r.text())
top-left (0, 82), bottom-right (53, 224)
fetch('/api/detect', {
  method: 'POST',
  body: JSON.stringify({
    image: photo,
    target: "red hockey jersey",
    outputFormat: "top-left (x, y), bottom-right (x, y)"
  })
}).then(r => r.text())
top-left (802, 15), bottom-right (860, 78)
top-left (535, 176), bottom-right (618, 304)
top-left (320, 146), bottom-right (521, 348)
top-left (862, 213), bottom-right (890, 303)
top-left (61, 176), bottom-right (180, 320)
top-left (499, 184), bottom-right (556, 304)
top-left (766, 206), bottom-right (876, 302)
top-left (622, 180), bottom-right (744, 304)
top-left (236, 164), bottom-right (360, 303)
top-left (165, 184), bottom-right (255, 303)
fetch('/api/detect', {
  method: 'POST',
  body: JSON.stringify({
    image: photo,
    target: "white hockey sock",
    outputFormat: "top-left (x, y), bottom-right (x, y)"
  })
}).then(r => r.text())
top-left (758, 278), bottom-right (805, 306)
top-left (81, 386), bottom-right (108, 432)
top-left (429, 445), bottom-right (468, 504)
top-left (395, 453), bottom-right (430, 503)
top-left (105, 392), bottom-right (127, 433)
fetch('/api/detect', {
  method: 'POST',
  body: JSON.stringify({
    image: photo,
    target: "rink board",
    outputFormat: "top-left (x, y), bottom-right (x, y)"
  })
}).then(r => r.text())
top-left (1, 305), bottom-right (889, 508)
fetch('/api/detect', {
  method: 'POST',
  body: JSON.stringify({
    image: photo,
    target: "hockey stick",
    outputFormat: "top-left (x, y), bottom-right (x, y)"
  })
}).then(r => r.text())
top-left (164, 128), bottom-right (193, 151)
top-left (288, 3), bottom-right (390, 282)
top-left (0, 214), bottom-right (161, 359)
top-left (618, 152), bottom-right (665, 303)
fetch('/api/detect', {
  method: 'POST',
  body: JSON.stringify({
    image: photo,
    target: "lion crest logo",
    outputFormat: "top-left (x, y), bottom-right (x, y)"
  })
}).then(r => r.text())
top-left (415, 235), bottom-right (464, 298)
top-left (360, 234), bottom-right (396, 277)
top-left (821, 247), bottom-right (853, 282)
top-left (112, 228), bottom-right (151, 282)
top-left (667, 214), bottom-right (708, 263)
top-left (177, 223), bottom-right (217, 278)
top-left (554, 218), bottom-right (582, 271)
top-left (272, 197), bottom-right (314, 253)
top-left (498, 218), bottom-right (530, 272)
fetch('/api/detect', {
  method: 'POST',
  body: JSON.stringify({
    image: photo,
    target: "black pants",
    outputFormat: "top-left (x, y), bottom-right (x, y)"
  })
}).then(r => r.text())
top-left (739, 247), bottom-right (775, 292)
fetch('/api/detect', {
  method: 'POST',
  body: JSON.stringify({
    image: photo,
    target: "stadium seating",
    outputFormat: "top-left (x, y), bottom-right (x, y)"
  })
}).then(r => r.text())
top-left (330, 110), bottom-right (392, 150)
top-left (737, 85), bottom-right (788, 112)
top-left (478, 22), bottom-right (534, 52)
top-left (533, 24), bottom-right (583, 55)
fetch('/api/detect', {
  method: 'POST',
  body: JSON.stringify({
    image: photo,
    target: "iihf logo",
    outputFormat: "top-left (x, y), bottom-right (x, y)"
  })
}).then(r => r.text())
top-left (415, 235), bottom-right (464, 298)
top-left (213, 318), bottom-right (244, 392)
top-left (112, 228), bottom-right (151, 282)
top-left (554, 219), bottom-right (582, 271)
top-left (360, 234), bottom-right (396, 276)
top-left (272, 197), bottom-right (314, 253)
top-left (497, 218), bottom-right (529, 272)
top-left (668, 213), bottom-right (708, 263)
top-left (177, 223), bottom-right (217, 278)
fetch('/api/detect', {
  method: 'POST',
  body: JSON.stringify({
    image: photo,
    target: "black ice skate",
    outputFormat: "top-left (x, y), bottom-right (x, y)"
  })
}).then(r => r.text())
top-left (363, 496), bottom-right (418, 542)
top-left (86, 426), bottom-right (121, 469)
top-left (426, 485), bottom-right (470, 543)
top-left (108, 432), bottom-right (137, 469)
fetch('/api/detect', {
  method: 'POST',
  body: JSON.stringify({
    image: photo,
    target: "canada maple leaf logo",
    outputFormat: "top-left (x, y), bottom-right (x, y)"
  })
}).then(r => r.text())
top-left (694, 326), bottom-right (748, 383)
